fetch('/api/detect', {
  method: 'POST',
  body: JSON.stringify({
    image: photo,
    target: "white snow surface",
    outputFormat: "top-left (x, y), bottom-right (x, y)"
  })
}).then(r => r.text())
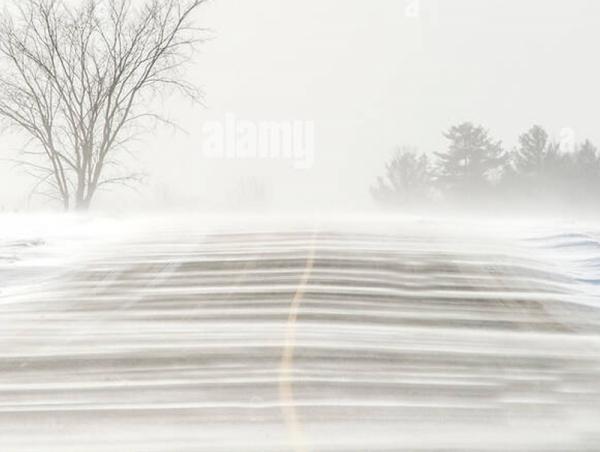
top-left (1, 214), bottom-right (600, 451)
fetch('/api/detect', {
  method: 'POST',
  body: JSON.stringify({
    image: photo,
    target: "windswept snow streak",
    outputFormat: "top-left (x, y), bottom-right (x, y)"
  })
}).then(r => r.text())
top-left (1, 218), bottom-right (600, 451)
top-left (524, 228), bottom-right (600, 309)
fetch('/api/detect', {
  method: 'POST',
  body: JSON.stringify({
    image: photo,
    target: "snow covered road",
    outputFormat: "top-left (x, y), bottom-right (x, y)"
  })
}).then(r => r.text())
top-left (1, 216), bottom-right (600, 451)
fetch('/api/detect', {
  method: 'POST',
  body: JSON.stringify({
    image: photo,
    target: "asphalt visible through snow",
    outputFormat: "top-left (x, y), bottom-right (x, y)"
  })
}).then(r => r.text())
top-left (1, 219), bottom-right (600, 451)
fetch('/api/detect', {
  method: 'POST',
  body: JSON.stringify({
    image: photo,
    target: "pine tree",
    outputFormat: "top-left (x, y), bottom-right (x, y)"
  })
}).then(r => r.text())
top-left (570, 140), bottom-right (600, 204)
top-left (514, 125), bottom-right (549, 174)
top-left (573, 140), bottom-right (600, 174)
top-left (371, 147), bottom-right (432, 207)
top-left (435, 122), bottom-right (506, 195)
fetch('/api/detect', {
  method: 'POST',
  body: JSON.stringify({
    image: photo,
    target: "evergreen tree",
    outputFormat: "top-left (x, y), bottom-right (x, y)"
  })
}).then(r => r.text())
top-left (507, 131), bottom-right (565, 203)
top-left (435, 123), bottom-right (506, 195)
top-left (570, 140), bottom-right (600, 204)
top-left (514, 125), bottom-right (549, 174)
top-left (573, 140), bottom-right (600, 175)
top-left (371, 147), bottom-right (432, 207)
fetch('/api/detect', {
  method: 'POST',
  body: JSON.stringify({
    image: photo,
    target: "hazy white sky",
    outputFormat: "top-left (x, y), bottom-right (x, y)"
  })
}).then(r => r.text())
top-left (1, 0), bottom-right (599, 212)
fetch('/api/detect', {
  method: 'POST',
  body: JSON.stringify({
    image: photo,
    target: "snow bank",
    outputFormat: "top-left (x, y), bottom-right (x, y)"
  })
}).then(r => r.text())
top-left (0, 214), bottom-right (134, 295)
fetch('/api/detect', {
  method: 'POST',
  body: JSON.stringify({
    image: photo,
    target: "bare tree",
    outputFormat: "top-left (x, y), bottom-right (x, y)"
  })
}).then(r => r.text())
top-left (0, 0), bottom-right (206, 210)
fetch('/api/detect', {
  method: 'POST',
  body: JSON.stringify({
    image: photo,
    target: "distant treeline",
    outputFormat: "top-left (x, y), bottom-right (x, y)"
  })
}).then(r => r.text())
top-left (371, 123), bottom-right (600, 213)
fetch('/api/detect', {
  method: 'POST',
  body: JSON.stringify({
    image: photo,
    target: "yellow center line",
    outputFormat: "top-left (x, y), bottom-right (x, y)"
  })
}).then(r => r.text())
top-left (279, 231), bottom-right (317, 452)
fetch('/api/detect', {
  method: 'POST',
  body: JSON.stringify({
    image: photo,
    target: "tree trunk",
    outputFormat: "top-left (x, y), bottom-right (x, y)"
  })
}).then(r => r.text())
top-left (75, 172), bottom-right (94, 211)
top-left (75, 196), bottom-right (91, 211)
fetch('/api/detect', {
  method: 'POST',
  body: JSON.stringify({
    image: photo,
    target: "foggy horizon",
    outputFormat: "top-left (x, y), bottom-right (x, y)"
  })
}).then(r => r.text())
top-left (1, 0), bottom-right (599, 214)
